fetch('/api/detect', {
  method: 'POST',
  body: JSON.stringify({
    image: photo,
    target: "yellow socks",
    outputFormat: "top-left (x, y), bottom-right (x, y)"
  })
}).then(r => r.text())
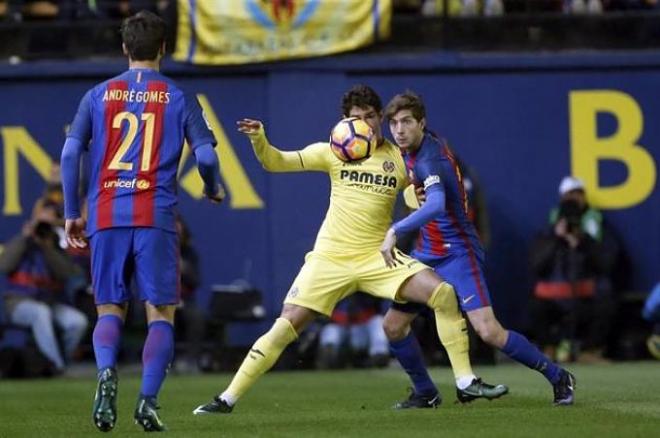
top-left (223, 317), bottom-right (298, 402)
top-left (427, 282), bottom-right (474, 381)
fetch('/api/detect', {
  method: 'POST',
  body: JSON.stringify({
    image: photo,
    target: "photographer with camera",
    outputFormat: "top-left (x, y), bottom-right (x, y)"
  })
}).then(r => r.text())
top-left (529, 176), bottom-right (618, 364)
top-left (0, 200), bottom-right (88, 374)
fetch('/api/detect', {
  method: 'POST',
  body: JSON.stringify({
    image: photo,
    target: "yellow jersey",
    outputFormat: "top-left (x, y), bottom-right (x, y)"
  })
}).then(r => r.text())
top-left (249, 131), bottom-right (408, 255)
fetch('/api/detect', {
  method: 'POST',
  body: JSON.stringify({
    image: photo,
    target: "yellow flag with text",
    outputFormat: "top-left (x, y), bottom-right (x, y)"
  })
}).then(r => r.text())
top-left (174, 0), bottom-right (392, 65)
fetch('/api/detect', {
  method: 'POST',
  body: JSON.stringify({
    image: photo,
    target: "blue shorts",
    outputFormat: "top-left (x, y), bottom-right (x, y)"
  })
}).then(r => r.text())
top-left (391, 251), bottom-right (492, 314)
top-left (90, 228), bottom-right (180, 306)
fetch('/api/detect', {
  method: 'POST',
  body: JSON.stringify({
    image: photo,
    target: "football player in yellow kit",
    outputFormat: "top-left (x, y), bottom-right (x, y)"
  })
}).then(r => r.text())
top-left (193, 85), bottom-right (506, 414)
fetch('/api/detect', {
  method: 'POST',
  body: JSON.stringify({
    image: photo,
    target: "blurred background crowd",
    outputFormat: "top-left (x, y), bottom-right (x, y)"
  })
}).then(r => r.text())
top-left (1, 161), bottom-right (656, 378)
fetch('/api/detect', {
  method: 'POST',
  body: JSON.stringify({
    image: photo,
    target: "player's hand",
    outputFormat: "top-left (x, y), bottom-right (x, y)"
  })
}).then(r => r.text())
top-left (65, 217), bottom-right (88, 249)
top-left (22, 221), bottom-right (35, 237)
top-left (380, 228), bottom-right (401, 268)
top-left (554, 218), bottom-right (579, 249)
top-left (236, 119), bottom-right (265, 138)
top-left (205, 183), bottom-right (226, 204)
top-left (554, 218), bottom-right (568, 237)
top-left (564, 233), bottom-right (580, 249)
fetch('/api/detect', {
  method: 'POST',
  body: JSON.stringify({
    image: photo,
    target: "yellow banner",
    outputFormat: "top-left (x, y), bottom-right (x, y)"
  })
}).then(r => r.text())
top-left (174, 0), bottom-right (391, 65)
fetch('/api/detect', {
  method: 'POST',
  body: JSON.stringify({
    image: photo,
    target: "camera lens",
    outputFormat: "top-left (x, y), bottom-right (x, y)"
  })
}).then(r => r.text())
top-left (34, 221), bottom-right (52, 237)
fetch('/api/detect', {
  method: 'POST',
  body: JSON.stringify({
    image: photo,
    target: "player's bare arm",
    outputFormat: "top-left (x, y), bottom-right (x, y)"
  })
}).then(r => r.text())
top-left (237, 118), bottom-right (313, 172)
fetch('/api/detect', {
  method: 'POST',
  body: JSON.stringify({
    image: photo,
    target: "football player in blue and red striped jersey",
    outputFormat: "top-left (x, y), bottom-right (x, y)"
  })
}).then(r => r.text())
top-left (381, 91), bottom-right (576, 407)
top-left (60, 10), bottom-right (223, 432)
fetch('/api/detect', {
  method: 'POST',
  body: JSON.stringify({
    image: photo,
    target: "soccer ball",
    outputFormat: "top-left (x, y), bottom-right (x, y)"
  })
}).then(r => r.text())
top-left (329, 117), bottom-right (377, 162)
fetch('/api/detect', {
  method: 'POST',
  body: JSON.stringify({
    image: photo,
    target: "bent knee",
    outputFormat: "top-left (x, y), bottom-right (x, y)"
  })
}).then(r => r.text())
top-left (473, 321), bottom-right (505, 346)
top-left (279, 304), bottom-right (316, 334)
top-left (382, 314), bottom-right (411, 341)
top-left (31, 302), bottom-right (53, 323)
top-left (427, 282), bottom-right (458, 311)
top-left (382, 322), bottom-right (409, 341)
top-left (67, 311), bottom-right (89, 332)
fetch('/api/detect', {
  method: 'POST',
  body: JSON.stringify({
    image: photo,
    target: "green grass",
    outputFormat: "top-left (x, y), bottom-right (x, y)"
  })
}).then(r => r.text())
top-left (1, 362), bottom-right (659, 437)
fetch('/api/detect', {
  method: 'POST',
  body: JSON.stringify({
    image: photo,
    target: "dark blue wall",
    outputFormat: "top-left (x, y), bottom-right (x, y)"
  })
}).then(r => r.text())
top-left (1, 52), bottom-right (658, 341)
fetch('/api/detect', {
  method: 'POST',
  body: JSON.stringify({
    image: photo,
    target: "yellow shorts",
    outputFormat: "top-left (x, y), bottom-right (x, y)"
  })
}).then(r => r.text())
top-left (284, 248), bottom-right (430, 316)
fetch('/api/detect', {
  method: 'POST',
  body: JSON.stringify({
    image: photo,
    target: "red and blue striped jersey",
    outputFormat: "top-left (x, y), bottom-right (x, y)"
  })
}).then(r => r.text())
top-left (67, 68), bottom-right (216, 235)
top-left (404, 132), bottom-right (483, 263)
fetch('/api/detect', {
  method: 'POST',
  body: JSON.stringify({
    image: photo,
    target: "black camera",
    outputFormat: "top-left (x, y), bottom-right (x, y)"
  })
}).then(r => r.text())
top-left (558, 199), bottom-right (582, 233)
top-left (33, 221), bottom-right (54, 238)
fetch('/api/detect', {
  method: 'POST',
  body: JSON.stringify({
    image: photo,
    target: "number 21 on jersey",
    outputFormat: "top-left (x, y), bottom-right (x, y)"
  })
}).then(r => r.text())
top-left (108, 111), bottom-right (155, 172)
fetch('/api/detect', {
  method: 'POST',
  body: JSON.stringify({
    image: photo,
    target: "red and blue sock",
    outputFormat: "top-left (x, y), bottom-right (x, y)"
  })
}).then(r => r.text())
top-left (502, 330), bottom-right (561, 384)
top-left (140, 321), bottom-right (174, 399)
top-left (93, 314), bottom-right (122, 372)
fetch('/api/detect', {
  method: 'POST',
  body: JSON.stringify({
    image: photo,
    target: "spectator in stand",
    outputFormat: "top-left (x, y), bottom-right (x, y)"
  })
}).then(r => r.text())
top-left (0, 200), bottom-right (88, 373)
top-left (90, 0), bottom-right (171, 19)
top-left (563, 0), bottom-right (604, 14)
top-left (33, 162), bottom-right (91, 301)
top-left (420, 0), bottom-right (504, 16)
top-left (529, 176), bottom-right (618, 363)
top-left (393, 0), bottom-right (428, 14)
top-left (2, 1), bottom-right (56, 22)
top-left (317, 292), bottom-right (389, 369)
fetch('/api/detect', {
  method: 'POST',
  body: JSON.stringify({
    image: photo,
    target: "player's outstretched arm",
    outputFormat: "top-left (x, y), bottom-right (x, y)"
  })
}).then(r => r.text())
top-left (237, 118), bottom-right (307, 173)
top-left (193, 143), bottom-right (225, 204)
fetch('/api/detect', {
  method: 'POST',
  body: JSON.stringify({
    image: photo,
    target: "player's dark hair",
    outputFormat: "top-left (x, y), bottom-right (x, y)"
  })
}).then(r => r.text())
top-left (384, 91), bottom-right (426, 122)
top-left (341, 85), bottom-right (383, 117)
top-left (121, 10), bottom-right (166, 61)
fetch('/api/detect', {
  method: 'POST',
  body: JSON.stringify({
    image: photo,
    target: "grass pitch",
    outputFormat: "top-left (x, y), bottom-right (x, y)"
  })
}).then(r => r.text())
top-left (1, 362), bottom-right (658, 437)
